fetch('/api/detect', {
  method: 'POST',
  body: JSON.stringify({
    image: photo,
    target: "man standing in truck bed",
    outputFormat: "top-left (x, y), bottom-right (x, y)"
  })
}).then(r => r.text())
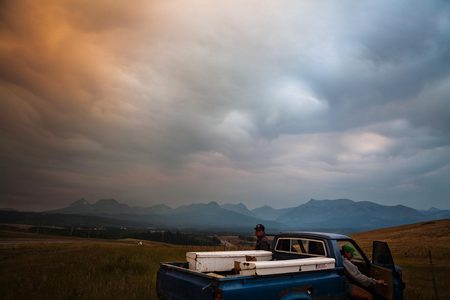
top-left (254, 224), bottom-right (271, 251)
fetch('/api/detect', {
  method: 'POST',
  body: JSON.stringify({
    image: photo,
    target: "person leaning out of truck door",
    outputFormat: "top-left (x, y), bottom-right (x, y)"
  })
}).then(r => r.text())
top-left (254, 224), bottom-right (270, 251)
top-left (341, 244), bottom-right (386, 300)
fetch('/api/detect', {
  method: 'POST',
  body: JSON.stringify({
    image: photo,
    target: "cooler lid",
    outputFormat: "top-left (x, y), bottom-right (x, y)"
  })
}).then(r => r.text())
top-left (186, 250), bottom-right (272, 259)
top-left (238, 257), bottom-right (335, 270)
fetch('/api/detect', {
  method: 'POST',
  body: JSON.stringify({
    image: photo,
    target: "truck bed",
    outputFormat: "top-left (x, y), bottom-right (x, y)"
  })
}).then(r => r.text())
top-left (157, 261), bottom-right (347, 300)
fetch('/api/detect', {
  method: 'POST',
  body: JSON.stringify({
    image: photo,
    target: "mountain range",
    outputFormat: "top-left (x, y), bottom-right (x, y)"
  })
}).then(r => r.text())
top-left (44, 198), bottom-right (450, 233)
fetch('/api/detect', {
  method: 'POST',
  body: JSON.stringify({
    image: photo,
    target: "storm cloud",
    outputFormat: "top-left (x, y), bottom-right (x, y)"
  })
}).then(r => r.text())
top-left (1, 0), bottom-right (449, 210)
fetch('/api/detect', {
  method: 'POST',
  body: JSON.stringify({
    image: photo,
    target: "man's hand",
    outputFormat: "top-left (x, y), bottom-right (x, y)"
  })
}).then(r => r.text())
top-left (376, 279), bottom-right (387, 286)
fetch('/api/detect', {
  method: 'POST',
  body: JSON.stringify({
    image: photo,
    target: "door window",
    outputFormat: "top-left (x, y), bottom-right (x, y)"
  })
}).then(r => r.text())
top-left (372, 241), bottom-right (395, 270)
top-left (337, 240), bottom-right (365, 264)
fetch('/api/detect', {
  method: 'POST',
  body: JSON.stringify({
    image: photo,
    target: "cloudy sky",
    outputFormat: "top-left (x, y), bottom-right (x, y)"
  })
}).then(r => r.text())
top-left (1, 0), bottom-right (449, 211)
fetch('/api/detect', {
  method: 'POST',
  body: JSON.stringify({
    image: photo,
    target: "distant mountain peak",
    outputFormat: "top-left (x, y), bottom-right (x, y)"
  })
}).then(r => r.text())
top-left (305, 198), bottom-right (355, 206)
top-left (277, 198), bottom-right (428, 231)
top-left (222, 202), bottom-right (248, 209)
top-left (427, 207), bottom-right (441, 212)
top-left (221, 202), bottom-right (255, 217)
top-left (96, 198), bottom-right (120, 205)
top-left (251, 204), bottom-right (291, 221)
top-left (260, 205), bottom-right (273, 209)
top-left (69, 198), bottom-right (90, 207)
top-left (308, 198), bottom-right (354, 202)
top-left (150, 204), bottom-right (171, 210)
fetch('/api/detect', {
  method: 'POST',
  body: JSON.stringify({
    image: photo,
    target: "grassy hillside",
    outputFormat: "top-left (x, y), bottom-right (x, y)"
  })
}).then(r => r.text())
top-left (352, 219), bottom-right (450, 300)
top-left (1, 219), bottom-right (449, 299)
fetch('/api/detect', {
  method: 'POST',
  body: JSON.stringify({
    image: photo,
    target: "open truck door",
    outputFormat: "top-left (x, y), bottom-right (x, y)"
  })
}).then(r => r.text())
top-left (371, 241), bottom-right (405, 300)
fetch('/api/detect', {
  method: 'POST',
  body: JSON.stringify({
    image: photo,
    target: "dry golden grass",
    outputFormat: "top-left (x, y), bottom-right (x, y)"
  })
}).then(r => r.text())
top-left (352, 219), bottom-right (450, 300)
top-left (0, 219), bottom-right (448, 299)
top-left (0, 231), bottom-right (221, 300)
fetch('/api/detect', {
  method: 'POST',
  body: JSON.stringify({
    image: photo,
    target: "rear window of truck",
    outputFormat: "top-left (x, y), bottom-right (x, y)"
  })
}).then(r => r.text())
top-left (275, 237), bottom-right (327, 256)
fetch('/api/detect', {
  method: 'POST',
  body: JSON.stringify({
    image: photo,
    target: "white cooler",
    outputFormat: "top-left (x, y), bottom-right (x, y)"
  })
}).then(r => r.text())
top-left (235, 257), bottom-right (335, 276)
top-left (186, 250), bottom-right (272, 272)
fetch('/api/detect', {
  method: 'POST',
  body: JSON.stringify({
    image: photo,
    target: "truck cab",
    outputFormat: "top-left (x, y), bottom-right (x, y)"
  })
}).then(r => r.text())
top-left (272, 232), bottom-right (405, 300)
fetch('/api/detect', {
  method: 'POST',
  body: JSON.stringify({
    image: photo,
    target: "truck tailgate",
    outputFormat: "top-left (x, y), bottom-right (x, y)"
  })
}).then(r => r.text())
top-left (218, 270), bottom-right (345, 300)
top-left (158, 262), bottom-right (216, 300)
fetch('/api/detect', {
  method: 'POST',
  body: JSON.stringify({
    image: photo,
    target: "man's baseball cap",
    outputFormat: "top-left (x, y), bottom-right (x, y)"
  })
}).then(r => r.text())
top-left (342, 244), bottom-right (356, 255)
top-left (254, 224), bottom-right (265, 231)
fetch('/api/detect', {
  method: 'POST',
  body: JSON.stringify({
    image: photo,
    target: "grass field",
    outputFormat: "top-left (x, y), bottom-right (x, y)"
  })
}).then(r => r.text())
top-left (1, 219), bottom-right (449, 299)
top-left (352, 219), bottom-right (450, 300)
top-left (0, 230), bottom-right (223, 300)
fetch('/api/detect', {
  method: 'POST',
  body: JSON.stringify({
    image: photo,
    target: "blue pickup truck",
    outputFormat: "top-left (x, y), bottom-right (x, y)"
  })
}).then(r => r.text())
top-left (157, 232), bottom-right (405, 300)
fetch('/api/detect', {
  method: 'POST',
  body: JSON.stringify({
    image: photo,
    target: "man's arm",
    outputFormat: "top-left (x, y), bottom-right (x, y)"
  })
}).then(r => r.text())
top-left (343, 259), bottom-right (378, 287)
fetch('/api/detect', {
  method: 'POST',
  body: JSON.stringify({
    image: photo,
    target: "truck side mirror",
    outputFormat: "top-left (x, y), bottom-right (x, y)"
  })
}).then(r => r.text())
top-left (372, 241), bottom-right (395, 270)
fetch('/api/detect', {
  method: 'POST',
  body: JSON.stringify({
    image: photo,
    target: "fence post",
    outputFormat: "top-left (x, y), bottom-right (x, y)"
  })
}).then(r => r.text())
top-left (429, 249), bottom-right (439, 300)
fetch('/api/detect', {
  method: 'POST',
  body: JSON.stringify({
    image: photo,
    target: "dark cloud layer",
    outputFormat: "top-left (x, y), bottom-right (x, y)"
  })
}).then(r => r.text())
top-left (1, 0), bottom-right (449, 211)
